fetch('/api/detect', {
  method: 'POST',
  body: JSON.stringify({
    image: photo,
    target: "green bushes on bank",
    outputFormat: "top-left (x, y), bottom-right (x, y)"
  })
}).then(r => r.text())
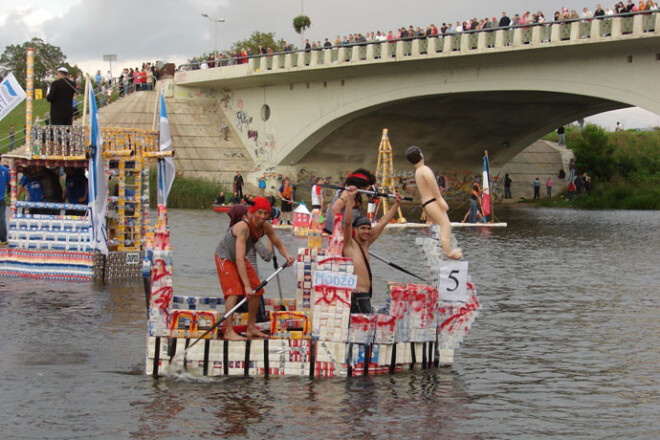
top-left (148, 166), bottom-right (224, 209)
top-left (548, 125), bottom-right (660, 209)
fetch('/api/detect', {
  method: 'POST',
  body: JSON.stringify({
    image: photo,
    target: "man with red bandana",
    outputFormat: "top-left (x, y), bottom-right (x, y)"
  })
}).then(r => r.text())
top-left (215, 196), bottom-right (294, 339)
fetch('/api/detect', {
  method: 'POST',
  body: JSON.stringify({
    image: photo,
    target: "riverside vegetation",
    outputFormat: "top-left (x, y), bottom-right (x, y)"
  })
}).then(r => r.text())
top-left (542, 124), bottom-right (660, 210)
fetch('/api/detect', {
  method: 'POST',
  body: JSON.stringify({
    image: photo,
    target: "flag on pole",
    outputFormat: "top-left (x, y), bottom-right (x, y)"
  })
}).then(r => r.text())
top-left (481, 153), bottom-right (491, 217)
top-left (87, 83), bottom-right (109, 255)
top-left (157, 90), bottom-right (175, 206)
top-left (0, 72), bottom-right (27, 122)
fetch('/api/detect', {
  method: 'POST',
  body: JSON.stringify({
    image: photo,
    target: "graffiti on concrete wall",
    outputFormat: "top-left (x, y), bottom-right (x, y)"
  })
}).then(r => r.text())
top-left (221, 92), bottom-right (277, 161)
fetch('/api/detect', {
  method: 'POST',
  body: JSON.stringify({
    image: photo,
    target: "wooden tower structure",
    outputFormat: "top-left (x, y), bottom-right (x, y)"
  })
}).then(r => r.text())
top-left (374, 129), bottom-right (406, 223)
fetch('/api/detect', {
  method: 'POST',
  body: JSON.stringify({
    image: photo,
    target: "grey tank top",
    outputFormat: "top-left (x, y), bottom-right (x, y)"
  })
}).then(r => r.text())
top-left (215, 220), bottom-right (262, 261)
top-left (323, 190), bottom-right (361, 234)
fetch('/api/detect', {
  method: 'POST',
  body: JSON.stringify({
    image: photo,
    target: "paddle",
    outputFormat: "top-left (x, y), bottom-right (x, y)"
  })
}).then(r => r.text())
top-left (368, 251), bottom-right (427, 282)
top-left (320, 183), bottom-right (414, 201)
top-left (166, 264), bottom-right (288, 372)
top-left (272, 255), bottom-right (286, 311)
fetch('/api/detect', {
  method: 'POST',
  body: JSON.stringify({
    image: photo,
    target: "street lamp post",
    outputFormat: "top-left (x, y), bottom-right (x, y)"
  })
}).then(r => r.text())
top-left (201, 13), bottom-right (226, 56)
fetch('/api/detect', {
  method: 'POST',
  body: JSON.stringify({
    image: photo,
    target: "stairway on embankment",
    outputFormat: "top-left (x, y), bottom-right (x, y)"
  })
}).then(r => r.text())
top-left (97, 91), bottom-right (254, 185)
top-left (497, 140), bottom-right (574, 200)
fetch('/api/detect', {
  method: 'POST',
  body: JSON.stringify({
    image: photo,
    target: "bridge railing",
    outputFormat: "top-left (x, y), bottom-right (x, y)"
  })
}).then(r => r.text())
top-left (175, 10), bottom-right (660, 79)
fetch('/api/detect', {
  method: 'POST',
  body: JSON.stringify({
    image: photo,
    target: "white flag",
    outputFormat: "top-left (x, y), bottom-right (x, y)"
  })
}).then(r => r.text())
top-left (87, 84), bottom-right (109, 255)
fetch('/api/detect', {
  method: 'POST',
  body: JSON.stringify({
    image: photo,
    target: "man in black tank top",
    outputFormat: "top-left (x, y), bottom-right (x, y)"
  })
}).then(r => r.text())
top-left (341, 186), bottom-right (402, 313)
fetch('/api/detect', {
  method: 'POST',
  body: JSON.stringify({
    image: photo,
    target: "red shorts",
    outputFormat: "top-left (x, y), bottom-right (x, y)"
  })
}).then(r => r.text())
top-left (215, 255), bottom-right (264, 298)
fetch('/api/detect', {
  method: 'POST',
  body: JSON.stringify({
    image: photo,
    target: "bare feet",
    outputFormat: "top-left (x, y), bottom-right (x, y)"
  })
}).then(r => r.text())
top-left (447, 248), bottom-right (463, 260)
top-left (223, 330), bottom-right (246, 341)
top-left (245, 328), bottom-right (269, 339)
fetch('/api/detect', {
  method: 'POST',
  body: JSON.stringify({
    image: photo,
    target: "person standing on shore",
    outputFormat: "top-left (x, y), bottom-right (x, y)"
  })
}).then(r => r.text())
top-left (533, 177), bottom-right (541, 199)
top-left (46, 67), bottom-right (76, 125)
top-left (233, 171), bottom-right (244, 199)
top-left (8, 125), bottom-right (15, 150)
top-left (504, 173), bottom-right (512, 199)
top-left (557, 126), bottom-right (566, 146)
top-left (546, 177), bottom-right (553, 198)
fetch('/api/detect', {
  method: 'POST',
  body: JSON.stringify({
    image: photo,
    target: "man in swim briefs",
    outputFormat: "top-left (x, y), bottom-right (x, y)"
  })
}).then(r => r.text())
top-left (215, 196), bottom-right (294, 339)
top-left (406, 145), bottom-right (462, 260)
top-left (342, 186), bottom-right (403, 313)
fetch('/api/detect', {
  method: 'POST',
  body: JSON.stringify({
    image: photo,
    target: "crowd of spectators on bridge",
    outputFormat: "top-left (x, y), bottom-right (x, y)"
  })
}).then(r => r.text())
top-left (179, 2), bottom-right (660, 70)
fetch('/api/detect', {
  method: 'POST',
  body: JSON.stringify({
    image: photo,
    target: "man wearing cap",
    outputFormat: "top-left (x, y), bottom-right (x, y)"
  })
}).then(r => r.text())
top-left (47, 67), bottom-right (76, 125)
top-left (215, 196), bottom-right (294, 339)
top-left (342, 186), bottom-right (402, 313)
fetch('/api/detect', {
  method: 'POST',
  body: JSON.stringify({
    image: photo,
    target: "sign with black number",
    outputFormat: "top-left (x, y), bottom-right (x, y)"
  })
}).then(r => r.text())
top-left (437, 260), bottom-right (469, 302)
top-left (126, 252), bottom-right (140, 265)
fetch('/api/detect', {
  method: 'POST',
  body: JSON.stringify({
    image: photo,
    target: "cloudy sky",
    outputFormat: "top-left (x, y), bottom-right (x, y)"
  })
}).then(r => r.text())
top-left (2, 0), bottom-right (659, 129)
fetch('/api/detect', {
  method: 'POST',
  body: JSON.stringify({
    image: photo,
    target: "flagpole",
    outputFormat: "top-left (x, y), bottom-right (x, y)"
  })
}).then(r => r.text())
top-left (485, 149), bottom-right (492, 223)
top-left (152, 82), bottom-right (161, 131)
top-left (82, 75), bottom-right (90, 128)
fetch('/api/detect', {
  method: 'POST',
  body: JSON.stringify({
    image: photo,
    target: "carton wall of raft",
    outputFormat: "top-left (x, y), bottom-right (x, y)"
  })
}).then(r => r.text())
top-left (146, 243), bottom-right (480, 378)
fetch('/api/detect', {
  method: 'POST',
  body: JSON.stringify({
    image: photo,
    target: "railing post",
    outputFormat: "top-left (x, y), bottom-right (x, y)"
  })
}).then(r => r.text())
top-left (460, 33), bottom-right (470, 52)
top-left (633, 14), bottom-right (644, 34)
top-left (512, 28), bottom-right (523, 46)
top-left (427, 37), bottom-right (437, 54)
top-left (477, 32), bottom-right (486, 50)
top-left (494, 29), bottom-right (505, 47)
top-left (324, 48), bottom-right (333, 65)
top-left (272, 54), bottom-right (281, 70)
top-left (396, 40), bottom-right (405, 58)
top-left (411, 39), bottom-right (421, 56)
top-left (611, 17), bottom-right (622, 37)
top-left (366, 43), bottom-right (375, 60)
top-left (310, 51), bottom-right (319, 67)
top-left (284, 53), bottom-right (292, 69)
top-left (443, 35), bottom-right (454, 52)
top-left (248, 57), bottom-right (256, 72)
top-left (655, 12), bottom-right (660, 34)
top-left (550, 23), bottom-right (561, 42)
top-left (531, 26), bottom-right (542, 44)
top-left (570, 21), bottom-right (580, 40)
top-left (590, 19), bottom-right (602, 40)
top-left (352, 45), bottom-right (360, 61)
top-left (338, 47), bottom-right (347, 63)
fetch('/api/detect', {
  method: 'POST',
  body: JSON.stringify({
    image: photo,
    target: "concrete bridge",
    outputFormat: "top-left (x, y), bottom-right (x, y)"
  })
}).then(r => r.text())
top-left (163, 12), bottom-right (660, 191)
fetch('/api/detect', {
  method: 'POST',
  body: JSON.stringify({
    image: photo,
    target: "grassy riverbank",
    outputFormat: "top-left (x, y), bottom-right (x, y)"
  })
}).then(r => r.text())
top-left (542, 125), bottom-right (660, 210)
top-left (148, 166), bottom-right (224, 209)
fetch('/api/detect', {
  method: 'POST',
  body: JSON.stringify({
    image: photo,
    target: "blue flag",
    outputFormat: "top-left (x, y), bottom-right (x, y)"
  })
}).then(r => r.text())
top-left (157, 90), bottom-right (175, 206)
top-left (87, 83), bottom-right (108, 255)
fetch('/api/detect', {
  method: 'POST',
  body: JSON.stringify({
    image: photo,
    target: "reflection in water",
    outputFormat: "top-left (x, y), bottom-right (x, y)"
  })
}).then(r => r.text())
top-left (1, 207), bottom-right (660, 439)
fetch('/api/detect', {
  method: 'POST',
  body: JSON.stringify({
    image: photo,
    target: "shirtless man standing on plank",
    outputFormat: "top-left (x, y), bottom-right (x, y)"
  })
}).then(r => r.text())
top-left (406, 145), bottom-right (462, 260)
top-left (215, 196), bottom-right (294, 339)
top-left (342, 186), bottom-right (403, 313)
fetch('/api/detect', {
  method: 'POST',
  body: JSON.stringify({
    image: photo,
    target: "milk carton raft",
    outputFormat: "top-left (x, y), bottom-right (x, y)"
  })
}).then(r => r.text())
top-left (144, 215), bottom-right (480, 378)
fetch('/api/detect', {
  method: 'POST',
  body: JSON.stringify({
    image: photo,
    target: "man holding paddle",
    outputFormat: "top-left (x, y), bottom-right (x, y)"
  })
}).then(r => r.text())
top-left (215, 196), bottom-right (294, 340)
top-left (342, 186), bottom-right (402, 313)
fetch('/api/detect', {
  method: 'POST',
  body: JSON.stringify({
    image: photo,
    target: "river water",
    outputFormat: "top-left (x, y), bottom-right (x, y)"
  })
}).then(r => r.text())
top-left (1, 206), bottom-right (659, 439)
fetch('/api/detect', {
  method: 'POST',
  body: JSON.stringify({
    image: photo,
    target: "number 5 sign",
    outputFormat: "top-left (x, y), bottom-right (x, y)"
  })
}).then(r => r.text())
top-left (437, 260), bottom-right (469, 303)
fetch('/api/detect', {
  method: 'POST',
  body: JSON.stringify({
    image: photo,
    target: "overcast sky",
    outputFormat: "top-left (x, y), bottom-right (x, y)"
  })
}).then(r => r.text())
top-left (2, 0), bottom-right (659, 129)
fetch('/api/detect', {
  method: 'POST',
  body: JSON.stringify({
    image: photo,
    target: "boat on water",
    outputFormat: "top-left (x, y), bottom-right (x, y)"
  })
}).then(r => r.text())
top-left (143, 204), bottom-right (480, 378)
top-left (212, 204), bottom-right (231, 213)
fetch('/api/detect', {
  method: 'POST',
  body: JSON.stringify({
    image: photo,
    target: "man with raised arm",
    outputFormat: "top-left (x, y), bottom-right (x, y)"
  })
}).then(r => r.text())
top-left (215, 196), bottom-right (294, 340)
top-left (406, 145), bottom-right (462, 260)
top-left (342, 186), bottom-right (403, 313)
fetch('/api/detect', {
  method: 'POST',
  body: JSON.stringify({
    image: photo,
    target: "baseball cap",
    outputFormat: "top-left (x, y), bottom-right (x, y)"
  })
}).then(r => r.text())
top-left (57, 67), bottom-right (68, 74)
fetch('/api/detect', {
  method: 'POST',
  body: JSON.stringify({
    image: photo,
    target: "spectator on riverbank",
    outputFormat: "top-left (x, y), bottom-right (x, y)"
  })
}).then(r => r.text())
top-left (533, 177), bottom-right (541, 199)
top-left (557, 126), bottom-right (566, 145)
top-left (47, 67), bottom-right (76, 125)
top-left (568, 179), bottom-right (577, 199)
top-left (546, 177), bottom-right (553, 198)
top-left (504, 173), bottom-right (512, 198)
